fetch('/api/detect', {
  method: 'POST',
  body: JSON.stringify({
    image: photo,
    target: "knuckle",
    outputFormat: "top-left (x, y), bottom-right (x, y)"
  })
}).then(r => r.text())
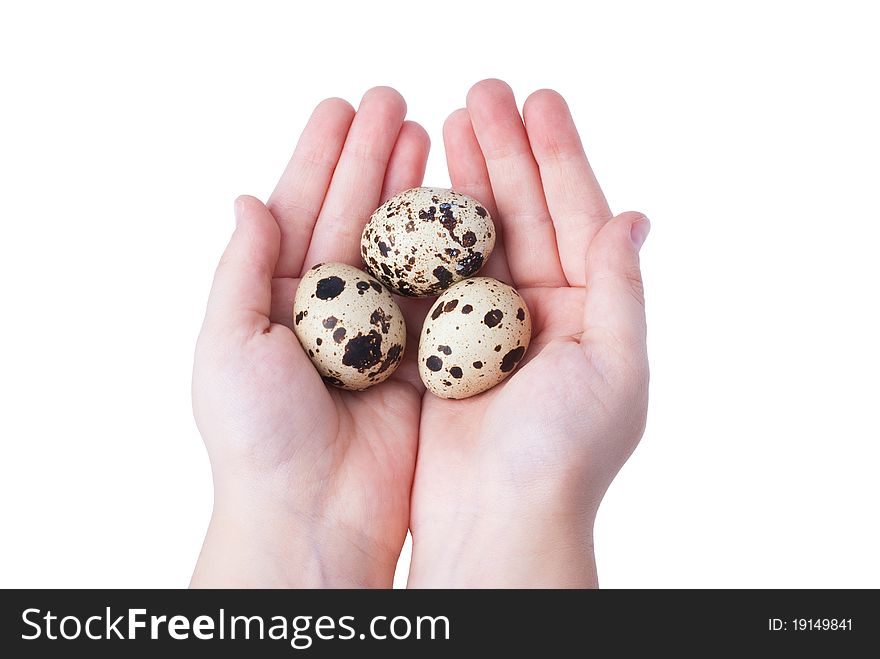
top-left (625, 268), bottom-right (645, 307)
top-left (268, 197), bottom-right (319, 225)
top-left (341, 140), bottom-right (390, 168)
top-left (479, 139), bottom-right (531, 162)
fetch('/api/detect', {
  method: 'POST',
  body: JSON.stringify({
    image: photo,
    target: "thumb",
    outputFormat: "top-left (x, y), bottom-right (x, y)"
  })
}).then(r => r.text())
top-left (581, 211), bottom-right (650, 355)
top-left (204, 195), bottom-right (281, 335)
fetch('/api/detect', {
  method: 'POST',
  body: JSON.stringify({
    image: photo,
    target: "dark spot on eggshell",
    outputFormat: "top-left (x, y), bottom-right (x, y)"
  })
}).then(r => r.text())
top-left (442, 380), bottom-right (452, 387)
top-left (444, 299), bottom-right (458, 312)
top-left (439, 207), bottom-right (458, 235)
top-left (370, 307), bottom-right (391, 334)
top-left (494, 345), bottom-right (502, 352)
top-left (500, 346), bottom-right (526, 373)
top-left (333, 327), bottom-right (347, 343)
top-left (475, 206), bottom-right (487, 218)
top-left (310, 263), bottom-right (323, 271)
top-left (370, 281), bottom-right (382, 293)
top-left (295, 310), bottom-right (306, 325)
top-left (433, 266), bottom-right (453, 288)
top-left (431, 302), bottom-right (444, 320)
top-left (357, 281), bottom-right (370, 291)
top-left (445, 247), bottom-right (460, 258)
top-left (322, 375), bottom-right (345, 387)
top-left (449, 366), bottom-right (463, 379)
top-left (342, 330), bottom-right (383, 371)
top-left (315, 276), bottom-right (345, 300)
top-left (438, 345), bottom-right (452, 355)
top-left (473, 361), bottom-right (483, 369)
top-left (461, 231), bottom-right (477, 247)
top-left (378, 242), bottom-right (390, 257)
top-left (426, 355), bottom-right (443, 371)
top-left (517, 307), bottom-right (525, 321)
top-left (323, 316), bottom-right (338, 329)
top-left (380, 262), bottom-right (393, 277)
top-left (372, 343), bottom-right (403, 376)
top-left (484, 309), bottom-right (503, 327)
top-left (461, 304), bottom-right (473, 314)
top-left (456, 252), bottom-right (483, 277)
top-left (308, 349), bottom-right (314, 357)
top-left (405, 220), bottom-right (415, 232)
top-left (316, 338), bottom-right (322, 346)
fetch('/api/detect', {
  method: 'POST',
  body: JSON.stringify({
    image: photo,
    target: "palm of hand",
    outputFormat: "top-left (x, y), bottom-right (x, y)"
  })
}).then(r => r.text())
top-left (205, 298), bottom-right (421, 547)
top-left (416, 286), bottom-right (643, 525)
top-left (419, 286), bottom-right (587, 464)
top-left (409, 82), bottom-right (649, 584)
top-left (195, 88), bottom-right (430, 571)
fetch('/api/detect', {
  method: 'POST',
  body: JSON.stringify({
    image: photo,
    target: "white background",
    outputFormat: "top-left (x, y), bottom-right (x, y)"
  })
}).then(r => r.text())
top-left (1, 1), bottom-right (878, 588)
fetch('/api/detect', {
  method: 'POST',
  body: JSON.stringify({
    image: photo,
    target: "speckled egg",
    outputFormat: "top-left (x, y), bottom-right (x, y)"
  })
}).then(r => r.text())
top-left (418, 277), bottom-right (531, 399)
top-left (361, 187), bottom-right (495, 297)
top-left (293, 262), bottom-right (406, 391)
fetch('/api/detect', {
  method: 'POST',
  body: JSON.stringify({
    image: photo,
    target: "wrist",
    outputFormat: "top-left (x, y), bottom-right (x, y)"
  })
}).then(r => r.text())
top-left (408, 510), bottom-right (598, 588)
top-left (191, 476), bottom-right (396, 588)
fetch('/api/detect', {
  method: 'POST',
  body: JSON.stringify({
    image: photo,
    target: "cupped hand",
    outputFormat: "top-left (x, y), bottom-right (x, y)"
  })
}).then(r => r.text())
top-left (191, 88), bottom-right (430, 587)
top-left (408, 80), bottom-right (650, 587)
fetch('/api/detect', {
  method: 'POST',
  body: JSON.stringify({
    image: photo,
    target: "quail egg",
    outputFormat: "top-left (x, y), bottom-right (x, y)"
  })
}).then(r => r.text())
top-left (293, 262), bottom-right (406, 390)
top-left (418, 277), bottom-right (531, 399)
top-left (361, 187), bottom-right (495, 297)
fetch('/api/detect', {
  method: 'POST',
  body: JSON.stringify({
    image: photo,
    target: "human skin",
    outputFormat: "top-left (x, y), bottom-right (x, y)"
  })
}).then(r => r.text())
top-left (191, 80), bottom-right (649, 588)
top-left (407, 80), bottom-right (649, 587)
top-left (191, 88), bottom-right (430, 587)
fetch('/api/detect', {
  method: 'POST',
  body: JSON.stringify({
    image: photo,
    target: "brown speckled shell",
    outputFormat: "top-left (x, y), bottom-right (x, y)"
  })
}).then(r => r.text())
top-left (418, 277), bottom-right (531, 399)
top-left (361, 187), bottom-right (495, 297)
top-left (293, 263), bottom-right (406, 391)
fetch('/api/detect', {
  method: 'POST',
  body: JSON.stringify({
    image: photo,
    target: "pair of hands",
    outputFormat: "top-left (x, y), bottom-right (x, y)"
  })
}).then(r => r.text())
top-left (191, 79), bottom-right (649, 588)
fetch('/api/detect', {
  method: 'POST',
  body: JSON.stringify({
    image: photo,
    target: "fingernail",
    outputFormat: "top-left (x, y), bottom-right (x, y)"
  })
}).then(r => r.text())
top-left (234, 197), bottom-right (244, 226)
top-left (630, 217), bottom-right (651, 251)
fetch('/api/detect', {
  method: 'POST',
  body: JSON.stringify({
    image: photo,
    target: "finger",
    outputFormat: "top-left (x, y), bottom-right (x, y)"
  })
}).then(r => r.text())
top-left (380, 120), bottom-right (431, 202)
top-left (466, 79), bottom-right (565, 287)
top-left (523, 89), bottom-right (612, 286)
top-left (204, 196), bottom-right (281, 335)
top-left (442, 108), bottom-right (512, 283)
top-left (581, 212), bottom-right (650, 358)
top-left (269, 277), bottom-right (299, 331)
top-left (267, 98), bottom-right (355, 278)
top-left (303, 86), bottom-right (407, 270)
